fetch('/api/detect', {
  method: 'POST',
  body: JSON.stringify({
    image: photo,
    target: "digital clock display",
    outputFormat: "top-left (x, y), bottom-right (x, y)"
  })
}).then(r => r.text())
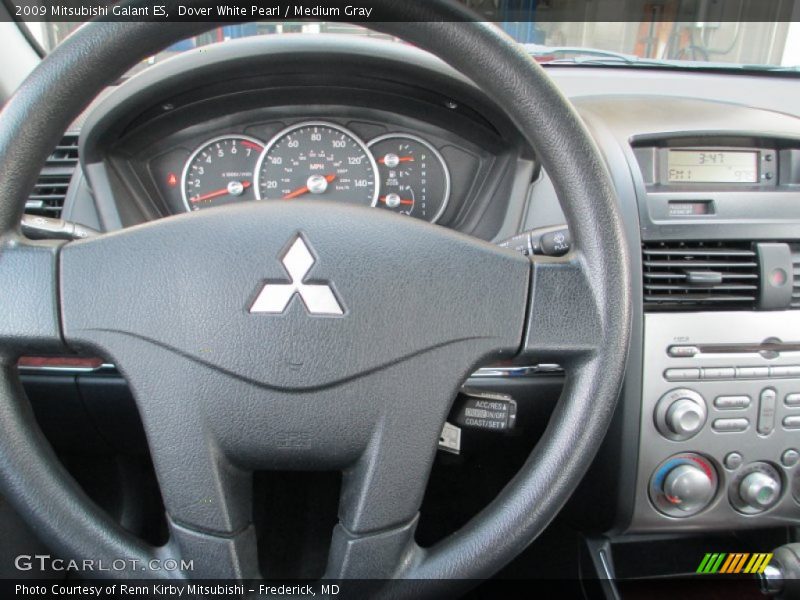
top-left (667, 150), bottom-right (758, 183)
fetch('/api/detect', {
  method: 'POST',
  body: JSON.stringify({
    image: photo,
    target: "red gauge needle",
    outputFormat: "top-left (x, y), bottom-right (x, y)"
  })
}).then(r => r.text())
top-left (378, 156), bottom-right (415, 164)
top-left (282, 174), bottom-right (337, 200)
top-left (241, 141), bottom-right (264, 151)
top-left (190, 181), bottom-right (251, 204)
top-left (379, 195), bottom-right (414, 206)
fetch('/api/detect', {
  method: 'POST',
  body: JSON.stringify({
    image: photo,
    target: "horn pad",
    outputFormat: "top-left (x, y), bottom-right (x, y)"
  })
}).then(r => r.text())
top-left (60, 202), bottom-right (529, 391)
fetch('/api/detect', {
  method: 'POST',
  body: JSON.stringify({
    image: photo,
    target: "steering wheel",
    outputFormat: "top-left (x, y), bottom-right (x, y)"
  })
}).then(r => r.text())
top-left (0, 0), bottom-right (630, 592)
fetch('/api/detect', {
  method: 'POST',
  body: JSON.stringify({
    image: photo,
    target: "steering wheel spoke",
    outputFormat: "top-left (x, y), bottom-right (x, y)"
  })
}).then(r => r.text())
top-left (168, 519), bottom-right (260, 579)
top-left (117, 358), bottom-right (254, 535)
top-left (520, 254), bottom-right (610, 365)
top-left (0, 236), bottom-right (65, 356)
top-left (326, 517), bottom-right (421, 580)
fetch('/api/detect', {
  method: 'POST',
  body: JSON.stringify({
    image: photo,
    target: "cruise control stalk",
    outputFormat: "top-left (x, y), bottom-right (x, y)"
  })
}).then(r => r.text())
top-left (21, 215), bottom-right (99, 241)
top-left (497, 224), bottom-right (571, 257)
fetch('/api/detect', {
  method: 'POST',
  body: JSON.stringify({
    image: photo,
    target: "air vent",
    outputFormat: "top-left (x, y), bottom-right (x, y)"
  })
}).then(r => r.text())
top-left (24, 134), bottom-right (79, 218)
top-left (792, 244), bottom-right (800, 309)
top-left (643, 241), bottom-right (760, 311)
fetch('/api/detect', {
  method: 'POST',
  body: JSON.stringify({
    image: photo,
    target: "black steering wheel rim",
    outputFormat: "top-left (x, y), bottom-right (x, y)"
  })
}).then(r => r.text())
top-left (0, 0), bottom-right (631, 592)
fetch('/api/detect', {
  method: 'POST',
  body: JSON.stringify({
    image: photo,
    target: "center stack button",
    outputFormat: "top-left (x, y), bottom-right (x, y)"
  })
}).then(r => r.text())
top-left (757, 388), bottom-right (777, 435)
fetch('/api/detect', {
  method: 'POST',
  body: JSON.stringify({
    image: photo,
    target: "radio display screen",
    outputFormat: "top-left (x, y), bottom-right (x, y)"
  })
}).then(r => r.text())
top-left (667, 150), bottom-right (759, 183)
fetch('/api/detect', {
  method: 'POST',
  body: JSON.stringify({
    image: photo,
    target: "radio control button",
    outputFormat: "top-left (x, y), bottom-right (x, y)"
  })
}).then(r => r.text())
top-left (757, 389), bottom-right (777, 435)
top-left (785, 393), bottom-right (800, 407)
top-left (714, 395), bottom-right (751, 410)
top-left (665, 368), bottom-right (701, 382)
top-left (783, 416), bottom-right (800, 430)
top-left (724, 452), bottom-right (744, 470)
top-left (668, 345), bottom-right (700, 358)
top-left (713, 418), bottom-right (749, 433)
top-left (781, 449), bottom-right (800, 468)
top-left (736, 366), bottom-right (770, 379)
top-left (702, 367), bottom-right (736, 380)
top-left (771, 366), bottom-right (800, 378)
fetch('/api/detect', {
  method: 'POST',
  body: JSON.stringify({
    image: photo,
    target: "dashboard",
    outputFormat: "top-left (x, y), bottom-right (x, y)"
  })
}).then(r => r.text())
top-left (156, 119), bottom-right (456, 222)
top-left (75, 36), bottom-right (532, 239)
top-left (23, 33), bottom-right (800, 581)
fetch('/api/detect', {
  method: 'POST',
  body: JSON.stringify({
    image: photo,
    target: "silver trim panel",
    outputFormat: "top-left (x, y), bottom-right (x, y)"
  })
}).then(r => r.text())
top-left (629, 311), bottom-right (800, 533)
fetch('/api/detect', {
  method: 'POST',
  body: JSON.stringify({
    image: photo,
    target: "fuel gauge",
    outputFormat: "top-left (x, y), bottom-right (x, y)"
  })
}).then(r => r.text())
top-left (368, 134), bottom-right (450, 223)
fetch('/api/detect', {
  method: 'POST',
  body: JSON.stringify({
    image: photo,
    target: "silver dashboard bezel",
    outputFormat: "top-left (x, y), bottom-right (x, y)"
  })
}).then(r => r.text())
top-left (629, 310), bottom-right (800, 533)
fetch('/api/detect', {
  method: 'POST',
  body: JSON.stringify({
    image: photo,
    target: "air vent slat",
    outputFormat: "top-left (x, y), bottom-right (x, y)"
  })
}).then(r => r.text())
top-left (643, 272), bottom-right (758, 280)
top-left (643, 260), bottom-right (758, 269)
top-left (645, 284), bottom-right (757, 292)
top-left (643, 248), bottom-right (756, 257)
top-left (643, 241), bottom-right (760, 312)
top-left (23, 134), bottom-right (78, 219)
top-left (791, 244), bottom-right (800, 309)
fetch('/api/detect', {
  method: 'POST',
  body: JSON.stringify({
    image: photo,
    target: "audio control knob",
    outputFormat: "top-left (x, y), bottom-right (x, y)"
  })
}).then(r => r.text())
top-left (650, 453), bottom-right (718, 517)
top-left (663, 464), bottom-right (716, 513)
top-left (655, 389), bottom-right (707, 441)
top-left (666, 399), bottom-right (705, 437)
top-left (739, 471), bottom-right (781, 509)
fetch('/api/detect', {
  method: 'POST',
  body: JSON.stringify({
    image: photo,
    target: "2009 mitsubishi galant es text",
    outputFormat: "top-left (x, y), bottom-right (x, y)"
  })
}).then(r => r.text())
top-left (1, 1), bottom-right (799, 598)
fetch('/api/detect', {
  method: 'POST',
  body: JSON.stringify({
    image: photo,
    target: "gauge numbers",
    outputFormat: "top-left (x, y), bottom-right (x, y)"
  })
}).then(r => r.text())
top-left (179, 126), bottom-right (451, 223)
top-left (255, 122), bottom-right (379, 207)
top-left (181, 135), bottom-right (264, 211)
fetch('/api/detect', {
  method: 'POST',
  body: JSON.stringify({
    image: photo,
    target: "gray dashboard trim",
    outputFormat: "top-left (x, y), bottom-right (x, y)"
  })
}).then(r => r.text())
top-left (568, 94), bottom-right (800, 535)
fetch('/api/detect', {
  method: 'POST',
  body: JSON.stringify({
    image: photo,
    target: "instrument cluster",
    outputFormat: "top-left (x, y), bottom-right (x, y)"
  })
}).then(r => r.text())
top-left (173, 120), bottom-right (451, 223)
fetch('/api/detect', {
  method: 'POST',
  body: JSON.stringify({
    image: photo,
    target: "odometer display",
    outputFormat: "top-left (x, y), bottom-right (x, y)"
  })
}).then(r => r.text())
top-left (255, 122), bottom-right (378, 206)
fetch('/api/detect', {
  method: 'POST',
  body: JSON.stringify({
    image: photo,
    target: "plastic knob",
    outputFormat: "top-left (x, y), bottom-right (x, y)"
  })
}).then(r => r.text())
top-left (663, 464), bottom-right (715, 513)
top-left (666, 398), bottom-right (705, 436)
top-left (739, 471), bottom-right (781, 509)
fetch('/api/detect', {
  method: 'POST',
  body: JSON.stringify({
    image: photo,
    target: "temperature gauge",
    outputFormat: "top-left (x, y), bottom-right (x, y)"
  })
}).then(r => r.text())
top-left (368, 134), bottom-right (450, 223)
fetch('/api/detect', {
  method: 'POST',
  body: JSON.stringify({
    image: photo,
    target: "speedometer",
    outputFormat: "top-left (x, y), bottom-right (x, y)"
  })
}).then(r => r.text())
top-left (254, 122), bottom-right (379, 206)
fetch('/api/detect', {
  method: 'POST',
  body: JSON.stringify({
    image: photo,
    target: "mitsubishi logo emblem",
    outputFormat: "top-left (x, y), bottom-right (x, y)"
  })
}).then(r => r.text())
top-left (250, 236), bottom-right (344, 316)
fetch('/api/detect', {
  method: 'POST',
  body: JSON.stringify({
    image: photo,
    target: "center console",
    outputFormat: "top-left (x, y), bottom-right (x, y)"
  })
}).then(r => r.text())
top-left (626, 134), bottom-right (800, 533)
top-left (633, 311), bottom-right (800, 530)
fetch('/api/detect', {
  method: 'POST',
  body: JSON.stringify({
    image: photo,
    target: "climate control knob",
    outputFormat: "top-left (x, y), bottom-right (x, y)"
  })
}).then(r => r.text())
top-left (729, 462), bottom-right (782, 514)
top-left (650, 453), bottom-right (718, 517)
top-left (655, 389), bottom-right (707, 441)
top-left (740, 472), bottom-right (781, 509)
top-left (663, 464), bottom-right (716, 513)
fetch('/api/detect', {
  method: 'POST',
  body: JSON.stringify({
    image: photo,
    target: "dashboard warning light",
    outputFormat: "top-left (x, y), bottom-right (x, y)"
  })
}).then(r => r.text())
top-left (167, 173), bottom-right (178, 187)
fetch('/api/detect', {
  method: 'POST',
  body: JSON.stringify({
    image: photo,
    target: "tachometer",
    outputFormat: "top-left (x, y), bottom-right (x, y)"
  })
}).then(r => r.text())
top-left (254, 122), bottom-right (378, 206)
top-left (181, 135), bottom-right (264, 211)
top-left (368, 134), bottom-right (451, 223)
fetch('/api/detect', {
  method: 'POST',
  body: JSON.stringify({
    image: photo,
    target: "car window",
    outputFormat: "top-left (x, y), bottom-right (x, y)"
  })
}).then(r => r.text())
top-left (20, 19), bottom-right (800, 76)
